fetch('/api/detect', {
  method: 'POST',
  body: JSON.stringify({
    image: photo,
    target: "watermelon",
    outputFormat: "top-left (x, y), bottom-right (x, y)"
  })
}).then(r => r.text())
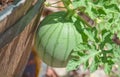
top-left (35, 11), bottom-right (82, 67)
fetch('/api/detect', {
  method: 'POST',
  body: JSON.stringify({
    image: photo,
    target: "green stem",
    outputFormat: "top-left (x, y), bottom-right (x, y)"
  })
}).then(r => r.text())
top-left (61, 0), bottom-right (71, 11)
top-left (61, 0), bottom-right (95, 27)
top-left (61, 0), bottom-right (75, 19)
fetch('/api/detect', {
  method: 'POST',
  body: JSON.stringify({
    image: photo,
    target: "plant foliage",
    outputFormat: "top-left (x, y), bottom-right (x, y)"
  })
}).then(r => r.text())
top-left (45, 0), bottom-right (120, 75)
top-left (66, 0), bottom-right (120, 74)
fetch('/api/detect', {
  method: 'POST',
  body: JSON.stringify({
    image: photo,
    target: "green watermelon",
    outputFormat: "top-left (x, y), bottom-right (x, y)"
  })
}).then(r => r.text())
top-left (35, 11), bottom-right (82, 67)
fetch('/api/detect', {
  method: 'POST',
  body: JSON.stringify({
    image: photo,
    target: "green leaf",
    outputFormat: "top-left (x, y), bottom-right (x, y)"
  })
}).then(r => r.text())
top-left (83, 28), bottom-right (95, 42)
top-left (90, 60), bottom-right (98, 72)
top-left (104, 63), bottom-right (112, 74)
top-left (67, 59), bottom-right (79, 71)
top-left (117, 32), bottom-right (120, 39)
top-left (84, 60), bottom-right (89, 70)
top-left (66, 0), bottom-right (120, 75)
top-left (75, 43), bottom-right (90, 51)
top-left (67, 48), bottom-right (100, 71)
top-left (72, 0), bottom-right (87, 9)
top-left (104, 43), bottom-right (113, 50)
top-left (74, 20), bottom-right (88, 42)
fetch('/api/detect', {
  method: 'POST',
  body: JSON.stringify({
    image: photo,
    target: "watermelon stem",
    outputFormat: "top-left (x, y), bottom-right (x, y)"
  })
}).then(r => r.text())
top-left (61, 0), bottom-right (72, 11)
top-left (61, 0), bottom-right (75, 20)
top-left (61, 0), bottom-right (96, 28)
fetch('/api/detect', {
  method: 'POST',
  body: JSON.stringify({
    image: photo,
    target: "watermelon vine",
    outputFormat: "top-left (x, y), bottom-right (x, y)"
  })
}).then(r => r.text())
top-left (35, 0), bottom-right (120, 75)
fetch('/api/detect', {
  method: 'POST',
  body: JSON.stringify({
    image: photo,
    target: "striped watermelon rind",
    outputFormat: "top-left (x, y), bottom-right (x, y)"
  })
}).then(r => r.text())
top-left (35, 11), bottom-right (82, 67)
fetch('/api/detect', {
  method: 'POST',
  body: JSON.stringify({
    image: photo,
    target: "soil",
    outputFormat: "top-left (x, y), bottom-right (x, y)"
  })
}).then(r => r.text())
top-left (0, 0), bottom-right (14, 11)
